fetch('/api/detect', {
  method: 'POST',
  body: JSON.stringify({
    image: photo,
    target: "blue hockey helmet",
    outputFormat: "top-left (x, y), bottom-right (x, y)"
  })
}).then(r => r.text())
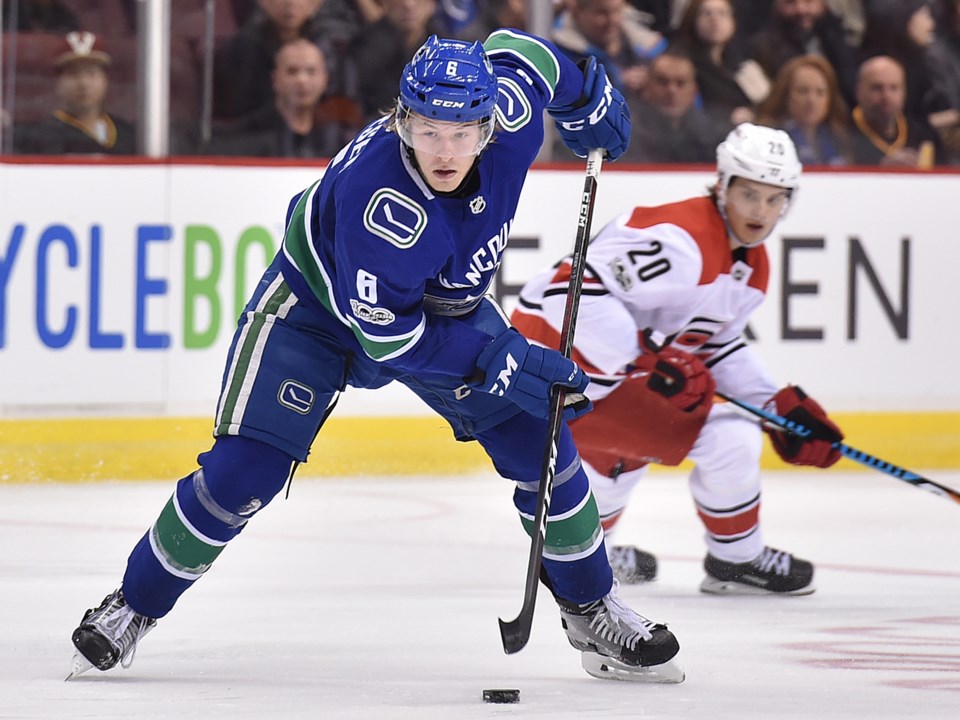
top-left (399, 36), bottom-right (498, 123)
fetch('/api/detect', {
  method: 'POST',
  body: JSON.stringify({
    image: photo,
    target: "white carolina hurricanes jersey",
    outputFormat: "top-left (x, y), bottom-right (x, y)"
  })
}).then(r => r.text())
top-left (513, 196), bottom-right (780, 407)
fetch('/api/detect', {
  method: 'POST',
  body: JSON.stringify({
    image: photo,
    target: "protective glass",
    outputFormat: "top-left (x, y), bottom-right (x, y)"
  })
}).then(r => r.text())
top-left (396, 107), bottom-right (495, 158)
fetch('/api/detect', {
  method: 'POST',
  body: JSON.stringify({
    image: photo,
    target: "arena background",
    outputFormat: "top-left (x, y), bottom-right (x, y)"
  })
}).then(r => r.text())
top-left (1, 159), bottom-right (957, 481)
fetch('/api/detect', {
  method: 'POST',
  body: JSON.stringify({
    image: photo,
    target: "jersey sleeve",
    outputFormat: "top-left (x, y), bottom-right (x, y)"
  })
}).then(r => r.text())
top-left (482, 29), bottom-right (590, 115)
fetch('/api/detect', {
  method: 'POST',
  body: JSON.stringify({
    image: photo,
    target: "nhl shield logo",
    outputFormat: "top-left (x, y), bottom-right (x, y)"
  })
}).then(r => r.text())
top-left (469, 196), bottom-right (486, 214)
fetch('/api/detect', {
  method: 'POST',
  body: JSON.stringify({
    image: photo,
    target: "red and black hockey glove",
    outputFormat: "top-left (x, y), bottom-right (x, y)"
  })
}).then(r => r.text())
top-left (632, 330), bottom-right (716, 413)
top-left (765, 385), bottom-right (843, 468)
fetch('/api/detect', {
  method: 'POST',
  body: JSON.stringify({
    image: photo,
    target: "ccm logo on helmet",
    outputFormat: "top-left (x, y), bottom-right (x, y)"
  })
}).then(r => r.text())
top-left (432, 99), bottom-right (466, 108)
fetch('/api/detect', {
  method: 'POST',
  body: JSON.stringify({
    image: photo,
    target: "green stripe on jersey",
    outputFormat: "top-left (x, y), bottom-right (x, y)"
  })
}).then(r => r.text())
top-left (484, 30), bottom-right (559, 94)
top-left (282, 183), bottom-right (421, 361)
top-left (520, 493), bottom-right (603, 559)
top-left (151, 495), bottom-right (226, 577)
top-left (283, 181), bottom-right (334, 314)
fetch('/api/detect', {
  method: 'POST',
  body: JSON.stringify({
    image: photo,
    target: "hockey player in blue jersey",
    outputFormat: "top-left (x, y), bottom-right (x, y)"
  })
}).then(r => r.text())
top-left (68, 30), bottom-right (683, 683)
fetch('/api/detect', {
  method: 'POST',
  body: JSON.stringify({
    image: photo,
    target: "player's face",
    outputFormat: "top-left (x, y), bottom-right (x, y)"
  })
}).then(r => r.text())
top-left (724, 178), bottom-right (792, 247)
top-left (404, 115), bottom-right (484, 192)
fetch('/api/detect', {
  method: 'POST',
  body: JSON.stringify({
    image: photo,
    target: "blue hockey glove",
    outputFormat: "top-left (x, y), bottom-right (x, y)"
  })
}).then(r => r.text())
top-left (470, 329), bottom-right (592, 421)
top-left (549, 56), bottom-right (631, 161)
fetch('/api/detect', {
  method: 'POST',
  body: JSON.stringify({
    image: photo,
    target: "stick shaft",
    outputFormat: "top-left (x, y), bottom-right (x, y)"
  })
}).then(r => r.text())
top-left (498, 149), bottom-right (604, 654)
top-left (716, 391), bottom-right (960, 506)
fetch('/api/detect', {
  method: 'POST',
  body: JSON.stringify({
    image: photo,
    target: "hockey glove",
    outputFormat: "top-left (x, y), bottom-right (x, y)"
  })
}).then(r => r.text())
top-left (549, 56), bottom-right (631, 161)
top-left (765, 385), bottom-right (843, 468)
top-left (631, 333), bottom-right (715, 413)
top-left (470, 329), bottom-right (592, 421)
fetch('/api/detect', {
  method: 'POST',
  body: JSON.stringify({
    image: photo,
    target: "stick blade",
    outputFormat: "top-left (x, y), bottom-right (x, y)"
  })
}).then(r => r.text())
top-left (498, 614), bottom-right (531, 654)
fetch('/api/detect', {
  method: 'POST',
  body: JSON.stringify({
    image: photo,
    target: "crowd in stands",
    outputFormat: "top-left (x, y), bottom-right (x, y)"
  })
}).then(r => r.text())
top-left (2, 0), bottom-right (959, 165)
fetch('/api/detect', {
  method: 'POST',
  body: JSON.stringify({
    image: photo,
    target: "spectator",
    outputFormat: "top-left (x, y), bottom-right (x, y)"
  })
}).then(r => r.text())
top-left (553, 0), bottom-right (668, 98)
top-left (849, 55), bottom-right (942, 167)
top-left (207, 39), bottom-right (354, 158)
top-left (213, 0), bottom-right (359, 122)
top-left (673, 0), bottom-right (771, 126)
top-left (929, 0), bottom-right (960, 162)
top-left (351, 0), bottom-right (442, 124)
top-left (14, 31), bottom-right (136, 155)
top-left (757, 54), bottom-right (852, 164)
top-left (620, 48), bottom-right (731, 162)
top-left (1, 0), bottom-right (78, 32)
top-left (750, 0), bottom-right (858, 107)
top-left (860, 0), bottom-right (947, 123)
top-left (632, 0), bottom-right (777, 40)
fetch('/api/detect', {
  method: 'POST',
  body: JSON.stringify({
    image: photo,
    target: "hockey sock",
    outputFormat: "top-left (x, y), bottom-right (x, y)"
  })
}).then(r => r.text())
top-left (513, 429), bottom-right (613, 605)
top-left (122, 436), bottom-right (296, 618)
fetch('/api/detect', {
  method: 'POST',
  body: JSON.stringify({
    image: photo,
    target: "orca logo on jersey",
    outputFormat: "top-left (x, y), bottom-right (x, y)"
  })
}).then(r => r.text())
top-left (495, 76), bottom-right (533, 132)
top-left (278, 380), bottom-right (315, 415)
top-left (363, 189), bottom-right (427, 249)
top-left (488, 353), bottom-right (518, 395)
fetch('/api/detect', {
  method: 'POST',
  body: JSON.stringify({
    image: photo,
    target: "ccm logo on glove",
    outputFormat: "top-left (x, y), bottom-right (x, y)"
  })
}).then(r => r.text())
top-left (557, 77), bottom-right (613, 131)
top-left (470, 329), bottom-right (591, 421)
top-left (488, 353), bottom-right (519, 396)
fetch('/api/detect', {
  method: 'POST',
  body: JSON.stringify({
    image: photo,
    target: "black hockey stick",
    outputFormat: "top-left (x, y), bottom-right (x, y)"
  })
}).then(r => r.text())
top-left (498, 148), bottom-right (604, 655)
top-left (717, 391), bottom-right (960, 506)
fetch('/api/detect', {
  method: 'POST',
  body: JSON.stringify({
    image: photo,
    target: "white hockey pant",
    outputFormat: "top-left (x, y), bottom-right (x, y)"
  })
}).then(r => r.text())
top-left (587, 404), bottom-right (764, 563)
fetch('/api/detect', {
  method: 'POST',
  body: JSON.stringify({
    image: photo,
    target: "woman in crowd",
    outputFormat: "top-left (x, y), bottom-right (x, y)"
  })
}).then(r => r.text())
top-left (757, 54), bottom-right (852, 165)
top-left (672, 0), bottom-right (770, 125)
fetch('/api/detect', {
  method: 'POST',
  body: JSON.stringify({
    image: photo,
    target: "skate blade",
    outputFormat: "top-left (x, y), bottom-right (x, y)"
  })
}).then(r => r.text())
top-left (65, 650), bottom-right (95, 681)
top-left (699, 576), bottom-right (816, 596)
top-left (581, 652), bottom-right (685, 684)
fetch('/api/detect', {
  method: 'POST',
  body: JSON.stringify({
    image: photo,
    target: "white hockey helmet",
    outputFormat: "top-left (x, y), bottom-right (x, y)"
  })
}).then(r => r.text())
top-left (716, 123), bottom-right (802, 196)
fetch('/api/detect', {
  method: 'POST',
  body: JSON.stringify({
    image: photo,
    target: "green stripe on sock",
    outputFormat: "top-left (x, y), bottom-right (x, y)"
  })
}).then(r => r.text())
top-left (520, 493), bottom-right (603, 558)
top-left (152, 496), bottom-right (225, 575)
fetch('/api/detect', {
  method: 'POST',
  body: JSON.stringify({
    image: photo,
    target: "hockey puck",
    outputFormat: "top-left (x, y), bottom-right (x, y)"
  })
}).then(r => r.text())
top-left (482, 688), bottom-right (520, 704)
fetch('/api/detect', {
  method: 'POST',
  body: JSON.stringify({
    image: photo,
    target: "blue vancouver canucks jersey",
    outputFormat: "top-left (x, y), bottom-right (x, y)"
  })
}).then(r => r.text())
top-left (278, 29), bottom-right (588, 380)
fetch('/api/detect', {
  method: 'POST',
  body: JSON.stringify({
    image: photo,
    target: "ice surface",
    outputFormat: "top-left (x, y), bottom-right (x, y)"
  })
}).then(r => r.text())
top-left (1, 468), bottom-right (958, 719)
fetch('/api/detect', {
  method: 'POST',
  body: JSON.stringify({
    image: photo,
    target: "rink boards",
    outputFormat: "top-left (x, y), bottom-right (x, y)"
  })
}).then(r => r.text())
top-left (1, 160), bottom-right (958, 482)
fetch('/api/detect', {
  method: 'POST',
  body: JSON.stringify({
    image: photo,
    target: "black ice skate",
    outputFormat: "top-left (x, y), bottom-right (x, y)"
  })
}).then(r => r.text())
top-left (700, 546), bottom-right (815, 595)
top-left (608, 545), bottom-right (658, 584)
top-left (557, 579), bottom-right (684, 683)
top-left (66, 589), bottom-right (157, 680)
